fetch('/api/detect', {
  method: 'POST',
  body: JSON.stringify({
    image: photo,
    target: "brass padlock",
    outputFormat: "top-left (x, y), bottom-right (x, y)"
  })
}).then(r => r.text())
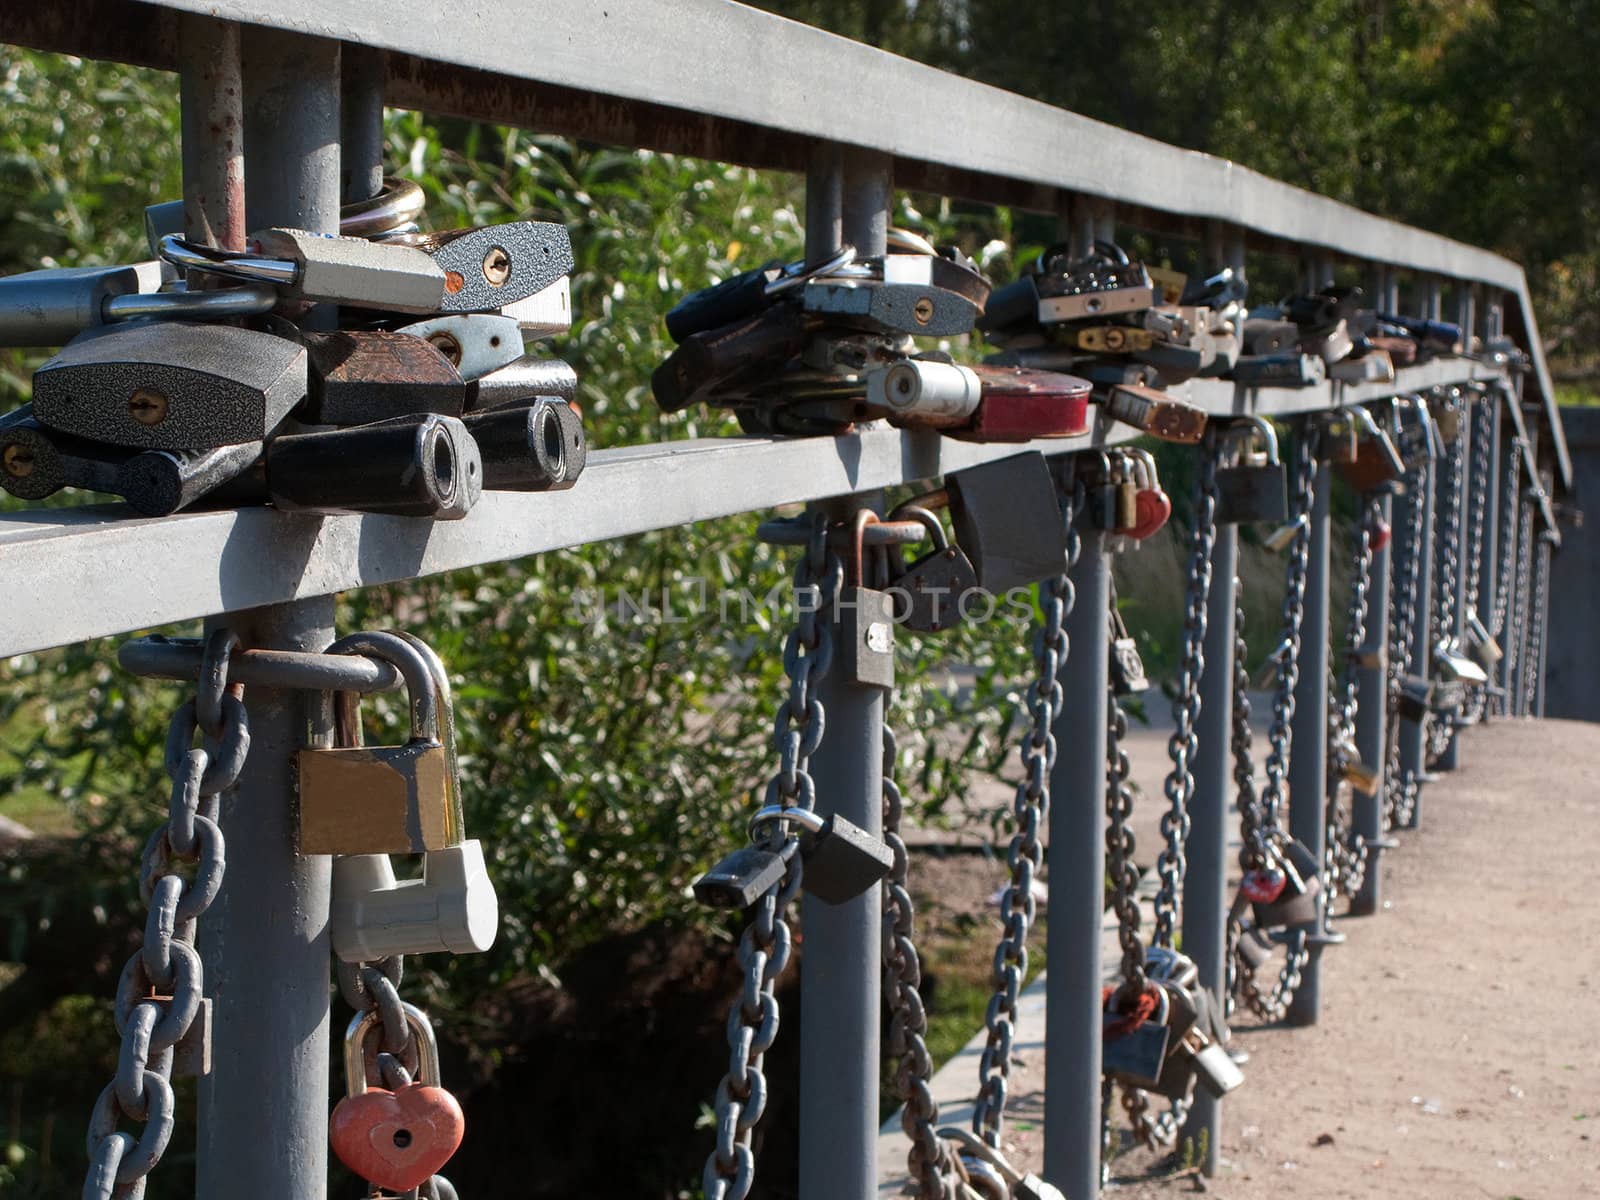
top-left (1113, 452), bottom-right (1139, 531)
top-left (1335, 404), bottom-right (1407, 493)
top-left (299, 632), bottom-right (463, 855)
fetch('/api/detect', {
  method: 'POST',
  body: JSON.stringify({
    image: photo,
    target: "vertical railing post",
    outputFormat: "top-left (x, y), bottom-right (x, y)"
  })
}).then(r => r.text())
top-left (797, 144), bottom-right (885, 1200)
top-left (195, 29), bottom-right (340, 1200)
top-left (1043, 502), bottom-right (1110, 1197)
top-left (1495, 437), bottom-right (1521, 718)
top-left (1286, 450), bottom-right (1332, 1026)
top-left (1534, 524), bottom-right (1552, 718)
top-left (1181, 474), bottom-right (1236, 1174)
top-left (1349, 482), bottom-right (1393, 918)
top-left (178, 16), bottom-right (245, 253)
top-left (340, 43), bottom-right (387, 206)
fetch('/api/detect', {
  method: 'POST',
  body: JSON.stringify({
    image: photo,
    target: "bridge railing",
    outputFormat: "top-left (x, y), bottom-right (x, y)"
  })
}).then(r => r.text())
top-left (0, 4), bottom-right (1566, 1199)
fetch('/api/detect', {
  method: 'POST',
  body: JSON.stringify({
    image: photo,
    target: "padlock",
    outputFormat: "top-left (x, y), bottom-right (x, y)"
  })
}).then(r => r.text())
top-left (1065, 323), bottom-right (1154, 353)
top-left (937, 1126), bottom-right (1068, 1200)
top-left (1318, 412), bottom-right (1360, 464)
top-left (953, 365), bottom-right (1092, 442)
top-left (663, 245), bottom-right (857, 342)
top-left (886, 507), bottom-right (980, 634)
top-left (801, 278), bottom-right (978, 338)
top-left (1108, 602), bottom-right (1149, 696)
top-left (0, 260), bottom-right (164, 347)
top-left (320, 632), bottom-right (499, 960)
top-left (330, 1002), bottom-right (465, 1193)
top-left (651, 303), bottom-right (807, 413)
top-left (1370, 333), bottom-right (1418, 366)
top-left (0, 408), bottom-right (132, 502)
top-left (749, 804), bottom-right (894, 905)
top-left (394, 313), bottom-right (526, 381)
top-left (1250, 838), bottom-right (1322, 929)
top-left (1396, 675), bottom-right (1433, 722)
top-left (1329, 732), bottom-right (1379, 796)
top-left (1213, 416), bottom-right (1289, 525)
top-left (1241, 316), bottom-right (1298, 355)
top-left (1102, 982), bottom-right (1171, 1089)
top-left (460, 398), bottom-right (587, 492)
top-left (1175, 1019), bottom-right (1246, 1098)
top-left (1328, 348), bottom-right (1395, 384)
top-left (1235, 925), bottom-right (1275, 971)
top-left (1030, 240), bottom-right (1160, 323)
top-left (1229, 352), bottom-right (1326, 389)
top-left (467, 355), bottom-right (579, 411)
top-left (1083, 451), bottom-right (1121, 531)
top-left (866, 358), bottom-right (981, 428)
top-left (1434, 637), bottom-right (1489, 686)
top-left (945, 451), bottom-right (1069, 591)
top-left (261, 414), bottom-right (482, 519)
top-left (693, 838), bottom-right (798, 909)
top-left (836, 510), bottom-right (898, 688)
top-left (1378, 312), bottom-right (1462, 353)
top-left (1429, 389), bottom-right (1464, 443)
top-left (1464, 610), bottom-right (1503, 669)
top-left (1335, 404), bottom-right (1407, 492)
top-left (31, 321), bottom-right (307, 450)
top-left (118, 440), bottom-right (264, 517)
top-left (1124, 449), bottom-right (1172, 540)
top-left (1100, 382), bottom-right (1207, 443)
top-left (1300, 318), bottom-right (1354, 365)
top-left (1112, 455), bottom-right (1139, 532)
top-left (1394, 395), bottom-right (1440, 467)
top-left (299, 632), bottom-right (465, 856)
top-left (495, 276), bottom-right (573, 338)
top-left (1429, 678), bottom-right (1467, 713)
top-left (298, 328), bottom-right (467, 425)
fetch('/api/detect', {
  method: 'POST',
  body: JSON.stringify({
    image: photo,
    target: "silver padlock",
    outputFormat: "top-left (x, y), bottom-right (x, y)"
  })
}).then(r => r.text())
top-left (395, 313), bottom-right (526, 381)
top-left (939, 1126), bottom-right (1067, 1200)
top-left (327, 633), bottom-right (499, 961)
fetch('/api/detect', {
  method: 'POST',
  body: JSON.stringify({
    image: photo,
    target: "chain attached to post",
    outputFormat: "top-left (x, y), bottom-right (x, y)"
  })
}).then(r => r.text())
top-left (1325, 495), bottom-right (1378, 900)
top-left (84, 630), bottom-right (248, 1200)
top-left (1384, 434), bottom-right (1428, 827)
top-left (970, 486), bottom-right (1078, 1151)
top-left (1461, 390), bottom-right (1494, 723)
top-left (702, 512), bottom-right (838, 1200)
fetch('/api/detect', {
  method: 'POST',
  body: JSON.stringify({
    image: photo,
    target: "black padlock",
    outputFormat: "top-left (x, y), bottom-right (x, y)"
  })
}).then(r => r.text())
top-left (0, 407), bottom-right (131, 502)
top-left (751, 805), bottom-right (894, 906)
top-left (298, 328), bottom-right (466, 425)
top-left (1102, 985), bottom-right (1171, 1089)
top-left (692, 838), bottom-right (797, 909)
top-left (945, 451), bottom-right (1069, 591)
top-left (886, 507), bottom-right (980, 634)
top-left (1251, 837), bottom-right (1323, 930)
top-left (1213, 415), bottom-right (1289, 525)
top-left (461, 399), bottom-right (586, 492)
top-left (119, 440), bottom-right (265, 516)
top-left (836, 511), bottom-right (896, 689)
top-left (1396, 675), bottom-right (1433, 722)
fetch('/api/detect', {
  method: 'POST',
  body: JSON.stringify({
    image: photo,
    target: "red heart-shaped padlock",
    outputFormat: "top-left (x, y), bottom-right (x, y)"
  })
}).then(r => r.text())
top-left (1240, 868), bottom-right (1287, 903)
top-left (1370, 519), bottom-right (1392, 551)
top-left (1128, 488), bottom-right (1172, 540)
top-left (330, 1083), bottom-right (465, 1192)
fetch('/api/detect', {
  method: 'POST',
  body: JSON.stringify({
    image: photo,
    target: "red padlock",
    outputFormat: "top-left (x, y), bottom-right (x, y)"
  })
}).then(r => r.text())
top-left (1240, 867), bottom-right (1288, 903)
top-left (950, 365), bottom-right (1093, 443)
top-left (1125, 448), bottom-right (1171, 540)
top-left (330, 1004), bottom-right (465, 1193)
top-left (1370, 518), bottom-right (1392, 551)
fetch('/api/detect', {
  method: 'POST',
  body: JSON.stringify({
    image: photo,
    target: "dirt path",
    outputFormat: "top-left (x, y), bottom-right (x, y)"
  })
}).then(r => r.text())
top-left (1108, 716), bottom-right (1600, 1200)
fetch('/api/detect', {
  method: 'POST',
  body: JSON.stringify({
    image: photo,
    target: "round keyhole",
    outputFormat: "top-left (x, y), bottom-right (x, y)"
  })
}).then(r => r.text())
top-left (2, 444), bottom-right (35, 479)
top-left (912, 297), bottom-right (934, 325)
top-left (129, 388), bottom-right (169, 426)
top-left (481, 246), bottom-right (512, 287)
top-left (392, 1128), bottom-right (413, 1150)
top-left (427, 331), bottom-right (463, 365)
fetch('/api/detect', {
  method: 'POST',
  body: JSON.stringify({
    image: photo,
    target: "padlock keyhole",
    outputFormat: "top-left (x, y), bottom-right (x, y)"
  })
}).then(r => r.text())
top-left (392, 1128), bottom-right (414, 1149)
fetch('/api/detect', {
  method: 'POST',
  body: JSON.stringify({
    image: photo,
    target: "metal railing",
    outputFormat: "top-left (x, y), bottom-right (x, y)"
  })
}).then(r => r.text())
top-left (0, 4), bottom-right (1568, 1200)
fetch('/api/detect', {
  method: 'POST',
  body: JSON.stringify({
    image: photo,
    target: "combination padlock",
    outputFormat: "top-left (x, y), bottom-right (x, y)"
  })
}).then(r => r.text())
top-left (887, 506), bottom-right (980, 634)
top-left (303, 631), bottom-right (499, 960)
top-left (330, 1002), bottom-right (465, 1193)
top-left (836, 510), bottom-right (898, 689)
top-left (944, 451), bottom-right (1069, 592)
top-left (749, 803), bottom-right (894, 906)
top-left (1213, 416), bottom-right (1289, 525)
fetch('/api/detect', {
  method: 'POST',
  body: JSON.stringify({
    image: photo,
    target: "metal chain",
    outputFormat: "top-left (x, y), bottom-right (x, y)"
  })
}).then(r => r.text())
top-left (704, 513), bottom-right (839, 1200)
top-left (1461, 394), bottom-right (1495, 723)
top-left (1230, 578), bottom-right (1266, 873)
top-left (1510, 493), bottom-right (1535, 717)
top-left (1325, 497), bottom-right (1377, 899)
top-left (1105, 652), bottom-right (1145, 997)
top-left (1384, 448), bottom-right (1428, 827)
top-left (1153, 441), bottom-right (1217, 948)
top-left (1526, 524), bottom-right (1551, 716)
top-left (84, 630), bottom-right (248, 1200)
top-left (1492, 434), bottom-right (1524, 642)
top-left (970, 487), bottom-right (1076, 1150)
top-left (1433, 398), bottom-right (1465, 645)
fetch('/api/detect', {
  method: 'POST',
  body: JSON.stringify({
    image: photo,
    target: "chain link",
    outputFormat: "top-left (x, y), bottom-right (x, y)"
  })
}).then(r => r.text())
top-left (1526, 520), bottom-right (1551, 717)
top-left (970, 487), bottom-right (1077, 1150)
top-left (704, 513), bottom-right (839, 1200)
top-left (1325, 496), bottom-right (1377, 900)
top-left (1384, 439), bottom-right (1428, 828)
top-left (1105, 652), bottom-right (1145, 996)
top-left (1510, 492), bottom-right (1535, 717)
top-left (84, 630), bottom-right (247, 1200)
top-left (1492, 433), bottom-right (1525, 643)
top-left (1461, 393), bottom-right (1494, 723)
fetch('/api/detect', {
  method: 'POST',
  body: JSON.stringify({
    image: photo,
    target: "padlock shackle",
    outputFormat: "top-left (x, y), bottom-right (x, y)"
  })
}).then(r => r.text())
top-left (848, 508), bottom-right (878, 590)
top-left (1220, 414), bottom-right (1279, 464)
top-left (883, 503), bottom-right (950, 582)
top-left (322, 631), bottom-right (441, 744)
top-left (343, 1001), bottom-right (441, 1097)
top-left (747, 802), bottom-right (825, 844)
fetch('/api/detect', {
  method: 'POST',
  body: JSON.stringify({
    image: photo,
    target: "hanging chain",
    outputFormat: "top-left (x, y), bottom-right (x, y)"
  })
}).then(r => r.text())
top-left (1325, 496), bottom-right (1378, 899)
top-left (1384, 445), bottom-right (1428, 828)
top-left (84, 630), bottom-right (249, 1200)
top-left (1105, 622), bottom-right (1145, 997)
top-left (704, 514), bottom-right (839, 1200)
top-left (1230, 578), bottom-right (1266, 872)
top-left (971, 487), bottom-right (1076, 1150)
top-left (1259, 418), bottom-right (1317, 833)
top-left (1462, 394), bottom-right (1494, 722)
top-left (1153, 440), bottom-right (1217, 948)
top-left (1510, 492), bottom-right (1535, 716)
top-left (1432, 400), bottom-right (1465, 647)
top-left (1526, 523), bottom-right (1552, 716)
top-left (1492, 434), bottom-right (1525, 642)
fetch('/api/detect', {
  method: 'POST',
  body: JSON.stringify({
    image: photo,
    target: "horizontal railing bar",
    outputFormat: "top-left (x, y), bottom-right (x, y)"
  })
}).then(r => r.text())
top-left (0, 0), bottom-right (1572, 487)
top-left (0, 363), bottom-right (1520, 661)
